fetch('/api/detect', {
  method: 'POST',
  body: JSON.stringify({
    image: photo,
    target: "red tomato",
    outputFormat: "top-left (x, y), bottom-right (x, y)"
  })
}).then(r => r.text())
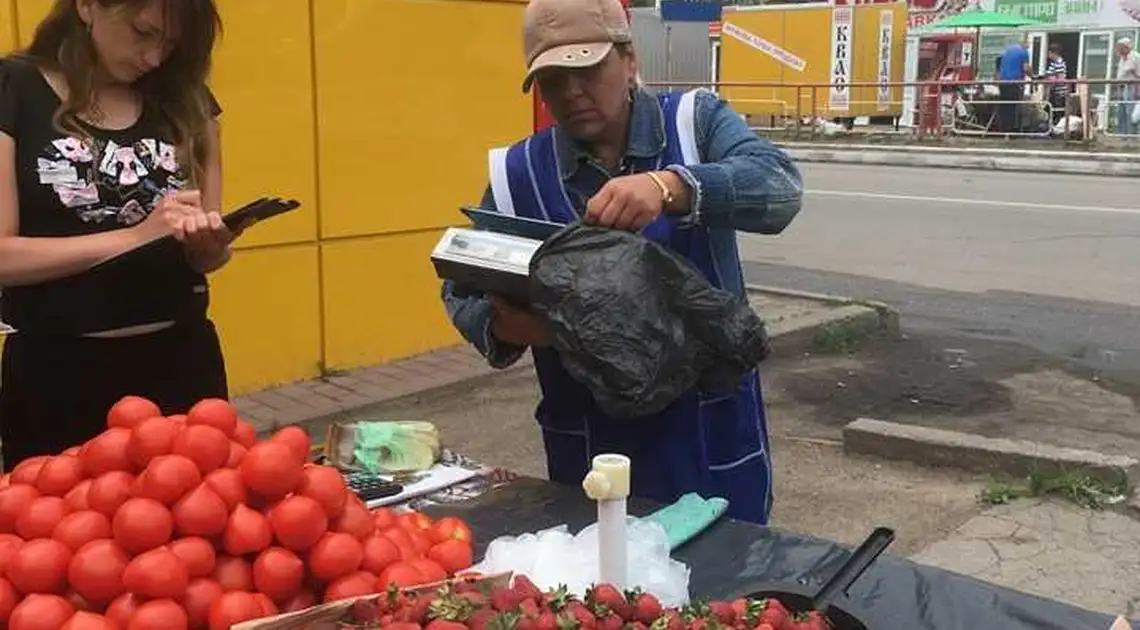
top-left (225, 441), bottom-right (247, 468)
top-left (7, 538), bottom-right (72, 594)
top-left (172, 483), bottom-right (228, 538)
top-left (123, 547), bottom-right (189, 600)
top-left (279, 589), bottom-right (316, 613)
top-left (61, 611), bottom-right (118, 630)
top-left (35, 456), bottom-right (85, 497)
top-left (0, 534), bottom-right (22, 575)
top-left (128, 598), bottom-right (189, 630)
top-left (79, 428), bottom-right (133, 477)
top-left (297, 466), bottom-right (348, 518)
top-left (410, 558), bottom-right (447, 583)
top-left (232, 421), bottom-right (257, 448)
top-left (398, 511), bottom-right (433, 533)
top-left (207, 591), bottom-right (262, 630)
top-left (269, 496), bottom-right (327, 552)
top-left (429, 516), bottom-right (474, 544)
top-left (186, 399), bottom-right (238, 437)
top-left (16, 496), bottom-right (71, 540)
top-left (10, 458), bottom-right (49, 486)
top-left (361, 535), bottom-right (402, 575)
top-left (213, 555), bottom-right (254, 592)
top-left (223, 503), bottom-right (272, 556)
top-left (86, 471), bottom-right (135, 517)
top-left (252, 547), bottom-right (304, 602)
top-left (0, 577), bottom-right (16, 622)
top-left (68, 539), bottom-right (129, 604)
top-left (112, 498), bottom-right (173, 554)
top-left (377, 562), bottom-right (424, 590)
top-left (308, 532), bottom-right (364, 582)
top-left (0, 484), bottom-right (40, 533)
top-left (241, 442), bottom-right (303, 500)
top-left (371, 507), bottom-right (396, 531)
top-left (104, 593), bottom-right (144, 628)
top-left (64, 480), bottom-right (93, 512)
top-left (203, 468), bottom-right (246, 511)
top-left (171, 425), bottom-right (230, 475)
top-left (253, 592), bottom-right (278, 617)
top-left (106, 395), bottom-right (161, 430)
top-left (323, 570), bottom-right (379, 602)
top-left (135, 454), bottom-right (202, 506)
top-left (181, 578), bottom-right (224, 629)
top-left (8, 593), bottom-right (75, 630)
top-left (128, 418), bottom-right (181, 469)
top-left (168, 537), bottom-right (217, 578)
top-left (271, 426), bottom-right (311, 463)
top-left (427, 539), bottom-right (474, 575)
top-left (52, 510), bottom-right (112, 551)
top-left (331, 496), bottom-right (372, 541)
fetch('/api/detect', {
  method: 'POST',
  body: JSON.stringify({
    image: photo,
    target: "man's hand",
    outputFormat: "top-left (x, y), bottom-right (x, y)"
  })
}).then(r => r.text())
top-left (489, 295), bottom-right (552, 348)
top-left (585, 173), bottom-right (668, 231)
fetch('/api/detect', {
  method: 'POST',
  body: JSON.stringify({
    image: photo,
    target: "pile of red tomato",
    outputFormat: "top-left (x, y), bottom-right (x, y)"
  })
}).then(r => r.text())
top-left (0, 395), bottom-right (476, 630)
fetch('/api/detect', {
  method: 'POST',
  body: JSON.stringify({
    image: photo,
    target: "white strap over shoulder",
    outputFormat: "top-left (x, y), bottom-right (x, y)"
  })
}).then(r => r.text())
top-left (674, 89), bottom-right (702, 166)
top-left (487, 147), bottom-right (516, 217)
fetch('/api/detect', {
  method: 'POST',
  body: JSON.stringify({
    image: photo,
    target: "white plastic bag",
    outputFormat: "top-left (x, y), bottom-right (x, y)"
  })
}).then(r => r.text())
top-left (470, 518), bottom-right (691, 607)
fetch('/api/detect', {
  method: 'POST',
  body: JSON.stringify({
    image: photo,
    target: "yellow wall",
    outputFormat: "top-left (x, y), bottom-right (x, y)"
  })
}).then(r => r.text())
top-left (720, 2), bottom-right (907, 119)
top-left (6, 0), bottom-right (532, 394)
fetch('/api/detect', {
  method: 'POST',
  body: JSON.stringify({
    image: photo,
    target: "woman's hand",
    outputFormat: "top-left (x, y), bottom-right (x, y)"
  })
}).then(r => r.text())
top-left (584, 171), bottom-right (688, 231)
top-left (489, 295), bottom-right (552, 348)
top-left (137, 190), bottom-right (233, 272)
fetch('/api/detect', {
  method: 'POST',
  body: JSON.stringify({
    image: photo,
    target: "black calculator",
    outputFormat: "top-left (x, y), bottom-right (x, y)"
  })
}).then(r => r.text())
top-left (342, 471), bottom-right (404, 502)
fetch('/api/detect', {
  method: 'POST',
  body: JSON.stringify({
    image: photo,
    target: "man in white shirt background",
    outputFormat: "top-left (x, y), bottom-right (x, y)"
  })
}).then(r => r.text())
top-left (1115, 37), bottom-right (1140, 135)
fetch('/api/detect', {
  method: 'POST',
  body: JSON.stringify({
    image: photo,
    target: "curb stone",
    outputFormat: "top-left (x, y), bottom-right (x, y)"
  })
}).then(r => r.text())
top-left (843, 417), bottom-right (1140, 486)
top-left (746, 285), bottom-right (900, 356)
top-left (782, 145), bottom-right (1140, 177)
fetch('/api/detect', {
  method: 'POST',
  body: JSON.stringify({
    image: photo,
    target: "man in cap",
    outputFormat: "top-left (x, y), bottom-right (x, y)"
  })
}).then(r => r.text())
top-left (441, 0), bottom-right (803, 525)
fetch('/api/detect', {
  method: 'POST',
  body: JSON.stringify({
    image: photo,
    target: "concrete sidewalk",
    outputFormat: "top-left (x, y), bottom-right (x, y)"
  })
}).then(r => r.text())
top-left (232, 286), bottom-right (897, 437)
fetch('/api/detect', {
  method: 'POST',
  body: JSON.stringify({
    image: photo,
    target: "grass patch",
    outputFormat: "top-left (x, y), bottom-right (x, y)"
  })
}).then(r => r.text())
top-left (811, 320), bottom-right (874, 355)
top-left (979, 469), bottom-right (1131, 510)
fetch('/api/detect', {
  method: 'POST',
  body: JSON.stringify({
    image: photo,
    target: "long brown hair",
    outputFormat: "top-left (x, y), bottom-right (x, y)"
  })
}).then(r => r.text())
top-left (22, 0), bottom-right (221, 184)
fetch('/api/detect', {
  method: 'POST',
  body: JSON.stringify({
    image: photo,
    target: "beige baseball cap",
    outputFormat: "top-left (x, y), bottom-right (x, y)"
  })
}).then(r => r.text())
top-left (522, 0), bottom-right (632, 93)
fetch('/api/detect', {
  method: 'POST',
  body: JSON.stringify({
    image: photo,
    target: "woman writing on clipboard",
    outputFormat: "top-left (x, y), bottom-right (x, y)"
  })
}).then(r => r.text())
top-left (0, 0), bottom-right (230, 468)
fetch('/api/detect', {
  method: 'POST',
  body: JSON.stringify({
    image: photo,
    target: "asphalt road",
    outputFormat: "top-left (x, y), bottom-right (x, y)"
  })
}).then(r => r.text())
top-left (739, 163), bottom-right (1140, 381)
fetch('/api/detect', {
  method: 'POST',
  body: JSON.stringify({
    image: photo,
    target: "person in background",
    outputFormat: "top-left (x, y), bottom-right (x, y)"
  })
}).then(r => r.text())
top-left (997, 37), bottom-right (1031, 133)
top-left (1115, 38), bottom-right (1140, 135)
top-left (441, 0), bottom-right (803, 525)
top-left (1043, 42), bottom-right (1069, 126)
top-left (0, 0), bottom-right (230, 468)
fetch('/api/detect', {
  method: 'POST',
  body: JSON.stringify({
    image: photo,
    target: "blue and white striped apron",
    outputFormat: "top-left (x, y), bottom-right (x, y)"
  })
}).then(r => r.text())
top-left (487, 90), bottom-right (773, 524)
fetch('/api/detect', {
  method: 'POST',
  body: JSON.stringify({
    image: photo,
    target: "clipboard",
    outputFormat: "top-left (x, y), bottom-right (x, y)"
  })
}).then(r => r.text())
top-left (87, 196), bottom-right (302, 272)
top-left (461, 206), bottom-right (564, 242)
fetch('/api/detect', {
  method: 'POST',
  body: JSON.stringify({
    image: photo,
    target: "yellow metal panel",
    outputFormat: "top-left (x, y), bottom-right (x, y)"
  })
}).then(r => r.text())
top-left (779, 8), bottom-right (831, 119)
top-left (210, 0), bottom-right (318, 248)
top-left (15, 0), bottom-right (50, 45)
top-left (209, 244), bottom-right (323, 395)
top-left (313, 0), bottom-right (531, 239)
top-left (321, 231), bottom-right (460, 369)
top-left (1, 0), bottom-right (17, 52)
top-left (719, 10), bottom-right (796, 119)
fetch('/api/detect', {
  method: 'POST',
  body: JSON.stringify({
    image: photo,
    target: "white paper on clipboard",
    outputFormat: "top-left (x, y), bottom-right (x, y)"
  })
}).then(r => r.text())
top-left (364, 464), bottom-right (479, 509)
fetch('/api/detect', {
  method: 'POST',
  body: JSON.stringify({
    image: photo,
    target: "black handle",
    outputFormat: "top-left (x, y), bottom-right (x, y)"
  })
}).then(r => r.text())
top-left (811, 527), bottom-right (895, 611)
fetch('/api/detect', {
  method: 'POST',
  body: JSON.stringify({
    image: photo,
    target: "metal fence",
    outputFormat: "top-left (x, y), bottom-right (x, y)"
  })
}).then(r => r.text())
top-left (630, 8), bottom-right (713, 89)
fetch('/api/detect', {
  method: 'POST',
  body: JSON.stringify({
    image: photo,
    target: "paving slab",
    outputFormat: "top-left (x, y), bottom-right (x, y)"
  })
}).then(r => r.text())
top-left (911, 499), bottom-right (1140, 618)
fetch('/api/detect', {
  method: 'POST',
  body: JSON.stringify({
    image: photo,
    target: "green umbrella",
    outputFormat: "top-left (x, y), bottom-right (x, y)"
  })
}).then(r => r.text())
top-left (926, 8), bottom-right (1045, 29)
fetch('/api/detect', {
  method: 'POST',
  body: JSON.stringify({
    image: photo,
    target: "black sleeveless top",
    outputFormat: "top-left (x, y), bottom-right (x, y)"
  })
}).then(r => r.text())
top-left (0, 57), bottom-right (215, 336)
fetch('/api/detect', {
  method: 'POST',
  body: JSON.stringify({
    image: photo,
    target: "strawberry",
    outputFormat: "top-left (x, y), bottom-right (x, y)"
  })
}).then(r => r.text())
top-left (426, 621), bottom-right (469, 630)
top-left (536, 611), bottom-right (559, 630)
top-left (352, 599), bottom-right (381, 623)
top-left (587, 584), bottom-right (631, 620)
top-left (686, 620), bottom-right (708, 630)
top-left (625, 622), bottom-right (648, 630)
top-left (707, 601), bottom-right (736, 626)
top-left (513, 575), bottom-right (545, 602)
top-left (632, 592), bottom-right (663, 625)
top-left (752, 625), bottom-right (774, 630)
top-left (520, 599), bottom-right (542, 617)
top-left (461, 591), bottom-right (488, 608)
top-left (597, 612), bottom-right (625, 630)
top-left (470, 609), bottom-right (498, 630)
top-left (649, 610), bottom-right (684, 630)
top-left (493, 587), bottom-right (524, 612)
top-left (756, 600), bottom-right (789, 630)
top-left (388, 624), bottom-right (424, 630)
top-left (567, 601), bottom-right (598, 628)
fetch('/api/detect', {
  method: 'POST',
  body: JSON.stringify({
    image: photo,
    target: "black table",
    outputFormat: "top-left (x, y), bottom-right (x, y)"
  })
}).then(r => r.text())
top-left (425, 477), bottom-right (1127, 630)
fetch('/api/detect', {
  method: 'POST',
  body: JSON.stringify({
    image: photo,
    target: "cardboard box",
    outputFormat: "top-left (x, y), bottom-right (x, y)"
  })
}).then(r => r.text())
top-left (234, 572), bottom-right (513, 630)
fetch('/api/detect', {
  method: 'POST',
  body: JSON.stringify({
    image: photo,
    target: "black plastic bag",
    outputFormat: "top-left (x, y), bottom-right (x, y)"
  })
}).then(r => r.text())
top-left (528, 224), bottom-right (769, 418)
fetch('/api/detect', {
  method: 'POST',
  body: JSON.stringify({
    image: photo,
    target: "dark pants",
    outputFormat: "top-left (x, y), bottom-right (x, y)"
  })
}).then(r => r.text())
top-left (0, 319), bottom-right (228, 470)
top-left (998, 83), bottom-right (1023, 132)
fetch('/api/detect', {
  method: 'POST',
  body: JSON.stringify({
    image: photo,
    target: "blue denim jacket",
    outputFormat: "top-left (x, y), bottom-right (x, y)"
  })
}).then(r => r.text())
top-left (441, 88), bottom-right (803, 368)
